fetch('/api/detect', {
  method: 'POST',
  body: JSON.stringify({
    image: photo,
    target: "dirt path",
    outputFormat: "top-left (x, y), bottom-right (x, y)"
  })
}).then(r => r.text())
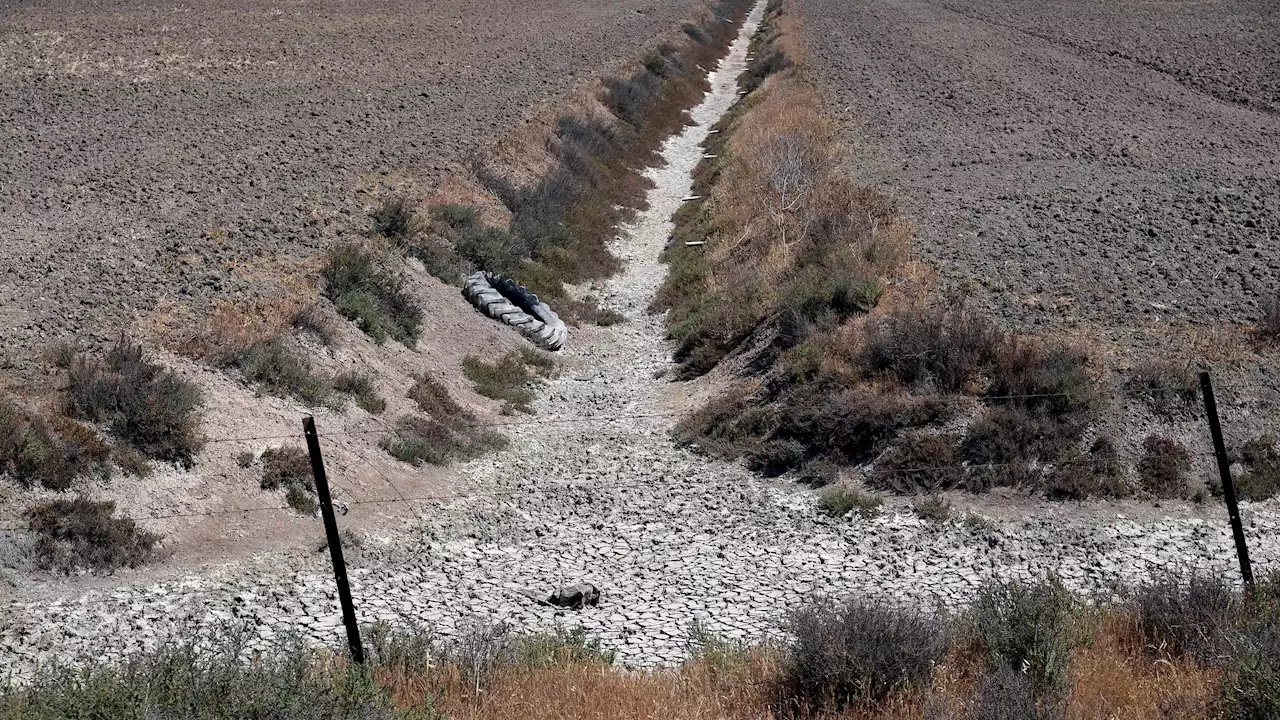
top-left (4, 0), bottom-right (1280, 677)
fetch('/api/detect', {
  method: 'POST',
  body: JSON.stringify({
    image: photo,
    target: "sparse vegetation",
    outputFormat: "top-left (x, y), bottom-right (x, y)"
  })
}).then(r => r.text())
top-left (912, 494), bottom-right (951, 523)
top-left (462, 347), bottom-right (555, 414)
top-left (818, 485), bottom-right (882, 519)
top-left (229, 337), bottom-right (332, 407)
top-left (25, 496), bottom-right (162, 573)
top-left (67, 337), bottom-right (205, 466)
top-left (291, 303), bottom-right (338, 346)
top-left (1124, 358), bottom-right (1199, 416)
top-left (0, 398), bottom-right (111, 490)
top-left (1235, 435), bottom-right (1280, 501)
top-left (260, 445), bottom-right (316, 515)
top-left (322, 243), bottom-right (423, 346)
top-left (1042, 436), bottom-right (1129, 500)
top-left (333, 372), bottom-right (386, 414)
top-left (1137, 434), bottom-right (1192, 498)
top-left (781, 597), bottom-right (949, 710)
top-left (382, 414), bottom-right (507, 467)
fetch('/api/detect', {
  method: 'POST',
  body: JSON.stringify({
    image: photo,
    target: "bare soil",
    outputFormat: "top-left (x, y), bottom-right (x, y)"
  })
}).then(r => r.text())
top-left (792, 0), bottom-right (1280, 340)
top-left (0, 0), bottom-right (712, 375)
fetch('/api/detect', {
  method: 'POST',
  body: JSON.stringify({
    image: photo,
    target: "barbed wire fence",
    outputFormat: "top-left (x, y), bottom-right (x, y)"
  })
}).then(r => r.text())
top-left (0, 379), bottom-right (1265, 662)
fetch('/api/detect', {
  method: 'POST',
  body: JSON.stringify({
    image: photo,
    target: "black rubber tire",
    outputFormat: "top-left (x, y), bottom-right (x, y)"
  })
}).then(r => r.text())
top-left (462, 272), bottom-right (568, 351)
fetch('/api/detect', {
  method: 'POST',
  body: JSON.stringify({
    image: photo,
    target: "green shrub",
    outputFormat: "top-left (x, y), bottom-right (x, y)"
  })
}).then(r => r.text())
top-left (1137, 435), bottom-right (1191, 498)
top-left (382, 414), bottom-right (507, 467)
top-left (67, 338), bottom-right (204, 465)
top-left (455, 226), bottom-right (528, 275)
top-left (0, 633), bottom-right (401, 720)
top-left (285, 485), bottom-right (318, 515)
top-left (322, 243), bottom-right (422, 346)
top-left (332, 372), bottom-right (386, 414)
top-left (462, 348), bottom-right (554, 414)
top-left (781, 597), bottom-right (949, 710)
top-left (1222, 625), bottom-right (1280, 720)
top-left (972, 577), bottom-right (1081, 699)
top-left (230, 338), bottom-right (331, 407)
top-left (819, 485), bottom-right (882, 519)
top-left (26, 496), bottom-right (162, 573)
top-left (0, 400), bottom-right (111, 490)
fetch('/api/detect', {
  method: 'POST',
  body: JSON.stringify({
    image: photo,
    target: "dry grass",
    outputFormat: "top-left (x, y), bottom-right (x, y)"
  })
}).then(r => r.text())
top-left (365, 616), bottom-right (1215, 720)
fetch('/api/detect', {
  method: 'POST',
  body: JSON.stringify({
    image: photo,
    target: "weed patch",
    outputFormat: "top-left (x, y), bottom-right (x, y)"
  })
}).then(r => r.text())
top-left (912, 494), bottom-right (952, 523)
top-left (870, 433), bottom-right (964, 494)
top-left (972, 576), bottom-right (1081, 700)
top-left (227, 337), bottom-right (332, 407)
top-left (333, 372), bottom-right (386, 414)
top-left (1137, 435), bottom-right (1191, 498)
top-left (26, 496), bottom-right (162, 573)
top-left (322, 243), bottom-right (422, 346)
top-left (462, 348), bottom-right (555, 414)
top-left (1235, 435), bottom-right (1280, 501)
top-left (382, 414), bottom-right (507, 467)
top-left (259, 445), bottom-right (316, 515)
top-left (1125, 358), bottom-right (1199, 415)
top-left (67, 338), bottom-right (204, 465)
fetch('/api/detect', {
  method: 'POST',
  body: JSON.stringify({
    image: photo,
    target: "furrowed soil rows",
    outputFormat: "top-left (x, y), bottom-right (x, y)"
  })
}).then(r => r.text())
top-left (793, 0), bottom-right (1280, 339)
top-left (0, 0), bottom-right (713, 377)
top-left (4, 0), bottom-right (1279, 677)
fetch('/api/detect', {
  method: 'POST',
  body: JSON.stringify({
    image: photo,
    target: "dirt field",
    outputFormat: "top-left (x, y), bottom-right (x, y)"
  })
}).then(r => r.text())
top-left (792, 0), bottom-right (1280, 340)
top-left (0, 0), bottom-right (710, 378)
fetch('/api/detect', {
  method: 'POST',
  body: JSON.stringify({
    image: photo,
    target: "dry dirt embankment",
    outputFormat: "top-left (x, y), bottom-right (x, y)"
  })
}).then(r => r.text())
top-left (0, 0), bottom-right (712, 369)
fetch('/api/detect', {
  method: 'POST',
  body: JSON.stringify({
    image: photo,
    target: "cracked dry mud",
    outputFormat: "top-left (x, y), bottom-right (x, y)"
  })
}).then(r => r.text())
top-left (3, 1), bottom-right (1279, 677)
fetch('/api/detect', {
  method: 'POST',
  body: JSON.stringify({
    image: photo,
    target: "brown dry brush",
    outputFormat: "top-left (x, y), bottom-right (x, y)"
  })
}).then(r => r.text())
top-left (663, 2), bottom-right (1125, 501)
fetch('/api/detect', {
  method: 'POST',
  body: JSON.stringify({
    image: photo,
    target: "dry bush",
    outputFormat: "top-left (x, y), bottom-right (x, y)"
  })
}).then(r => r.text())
top-left (1124, 358), bottom-right (1199, 416)
top-left (912, 494), bottom-right (952, 524)
top-left (67, 337), bottom-right (204, 465)
top-left (462, 348), bottom-right (555, 415)
top-left (780, 597), bottom-right (949, 711)
top-left (861, 304), bottom-right (1004, 393)
top-left (1253, 293), bottom-right (1280, 344)
top-left (1137, 435), bottom-right (1191, 499)
top-left (0, 399), bottom-right (111, 490)
top-left (1235, 435), bottom-right (1280, 501)
top-left (870, 433), bottom-right (964, 494)
top-left (290, 303), bottom-right (338, 346)
top-left (370, 194), bottom-right (422, 240)
top-left (260, 445), bottom-right (316, 515)
top-left (1132, 571), bottom-right (1235, 661)
top-left (1043, 437), bottom-right (1129, 501)
top-left (26, 496), bottom-right (162, 573)
top-left (322, 243), bottom-right (422, 346)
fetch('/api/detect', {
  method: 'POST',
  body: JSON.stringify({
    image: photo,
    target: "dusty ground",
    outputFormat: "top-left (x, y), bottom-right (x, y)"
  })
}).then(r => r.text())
top-left (793, 0), bottom-right (1279, 338)
top-left (0, 0), bottom-right (713, 375)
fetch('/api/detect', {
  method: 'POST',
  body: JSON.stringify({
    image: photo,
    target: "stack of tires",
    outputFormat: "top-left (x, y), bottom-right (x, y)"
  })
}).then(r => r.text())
top-left (462, 272), bottom-right (568, 351)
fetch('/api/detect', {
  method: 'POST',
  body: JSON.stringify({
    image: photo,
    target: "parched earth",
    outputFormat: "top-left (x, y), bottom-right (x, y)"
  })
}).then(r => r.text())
top-left (792, 0), bottom-right (1280, 337)
top-left (3, 4), bottom-right (1279, 676)
top-left (0, 0), bottom-right (713, 377)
